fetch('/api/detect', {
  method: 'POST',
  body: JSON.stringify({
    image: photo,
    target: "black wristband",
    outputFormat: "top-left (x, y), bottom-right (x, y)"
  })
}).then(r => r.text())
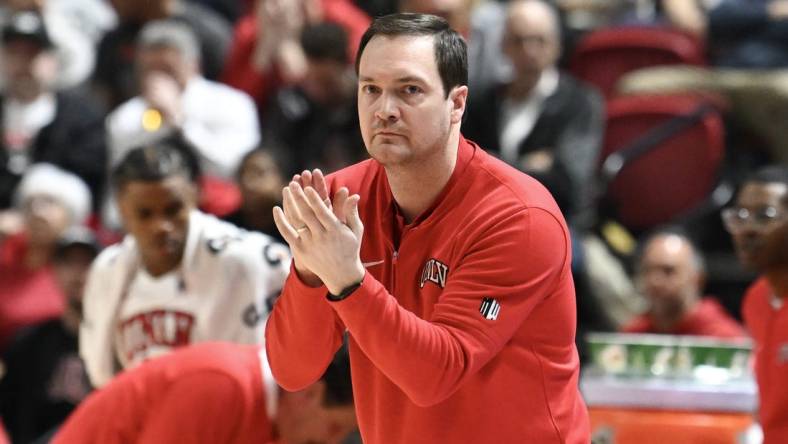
top-left (326, 280), bottom-right (363, 302)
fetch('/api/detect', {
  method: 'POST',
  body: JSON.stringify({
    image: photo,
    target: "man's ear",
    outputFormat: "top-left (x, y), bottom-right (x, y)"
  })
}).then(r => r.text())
top-left (449, 85), bottom-right (468, 125)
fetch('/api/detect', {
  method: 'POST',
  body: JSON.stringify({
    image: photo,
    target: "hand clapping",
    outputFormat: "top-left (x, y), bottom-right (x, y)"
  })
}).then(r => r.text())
top-left (273, 169), bottom-right (365, 295)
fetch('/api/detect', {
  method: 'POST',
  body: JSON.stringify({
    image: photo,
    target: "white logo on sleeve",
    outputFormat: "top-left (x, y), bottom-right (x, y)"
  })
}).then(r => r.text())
top-left (480, 298), bottom-right (500, 320)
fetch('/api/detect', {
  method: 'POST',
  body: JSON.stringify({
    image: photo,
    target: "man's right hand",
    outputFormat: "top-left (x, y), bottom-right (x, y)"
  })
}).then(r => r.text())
top-left (277, 169), bottom-right (338, 287)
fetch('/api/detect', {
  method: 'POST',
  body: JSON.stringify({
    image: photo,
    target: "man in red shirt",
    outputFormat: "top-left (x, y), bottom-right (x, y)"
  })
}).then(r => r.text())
top-left (622, 228), bottom-right (746, 338)
top-left (265, 13), bottom-right (589, 444)
top-left (726, 166), bottom-right (788, 444)
top-left (52, 341), bottom-right (356, 444)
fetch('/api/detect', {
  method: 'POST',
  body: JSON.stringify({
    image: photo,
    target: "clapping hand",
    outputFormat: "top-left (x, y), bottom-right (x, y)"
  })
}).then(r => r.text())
top-left (273, 169), bottom-right (365, 294)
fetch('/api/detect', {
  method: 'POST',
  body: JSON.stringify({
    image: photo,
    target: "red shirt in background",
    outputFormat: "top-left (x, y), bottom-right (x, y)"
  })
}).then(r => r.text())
top-left (0, 233), bottom-right (63, 351)
top-left (221, 0), bottom-right (371, 109)
top-left (266, 137), bottom-right (589, 443)
top-left (742, 277), bottom-right (788, 444)
top-left (622, 297), bottom-right (747, 339)
top-left (53, 343), bottom-right (270, 444)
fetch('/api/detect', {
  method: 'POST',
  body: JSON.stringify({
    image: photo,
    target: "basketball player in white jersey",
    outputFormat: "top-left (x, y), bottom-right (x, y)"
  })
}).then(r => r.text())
top-left (80, 138), bottom-right (290, 387)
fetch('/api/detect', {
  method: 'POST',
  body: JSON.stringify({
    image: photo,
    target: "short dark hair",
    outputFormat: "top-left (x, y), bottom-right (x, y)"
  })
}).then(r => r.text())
top-left (747, 165), bottom-right (788, 187)
top-left (301, 22), bottom-right (348, 64)
top-left (237, 144), bottom-right (294, 181)
top-left (355, 13), bottom-right (468, 97)
top-left (744, 165), bottom-right (788, 205)
top-left (320, 337), bottom-right (353, 407)
top-left (112, 137), bottom-right (200, 191)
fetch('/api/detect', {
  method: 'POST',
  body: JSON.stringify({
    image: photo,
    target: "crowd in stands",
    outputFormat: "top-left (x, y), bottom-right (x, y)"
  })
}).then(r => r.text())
top-left (0, 0), bottom-right (787, 442)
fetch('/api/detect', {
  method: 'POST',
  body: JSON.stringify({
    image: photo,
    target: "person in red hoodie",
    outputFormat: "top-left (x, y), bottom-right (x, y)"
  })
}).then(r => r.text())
top-left (622, 228), bottom-right (747, 338)
top-left (726, 166), bottom-right (788, 444)
top-left (265, 12), bottom-right (589, 444)
top-left (52, 341), bottom-right (357, 444)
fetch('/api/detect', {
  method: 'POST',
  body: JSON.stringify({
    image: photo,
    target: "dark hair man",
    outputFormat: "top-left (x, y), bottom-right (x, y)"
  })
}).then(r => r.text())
top-left (266, 13), bottom-right (589, 444)
top-left (80, 140), bottom-right (290, 388)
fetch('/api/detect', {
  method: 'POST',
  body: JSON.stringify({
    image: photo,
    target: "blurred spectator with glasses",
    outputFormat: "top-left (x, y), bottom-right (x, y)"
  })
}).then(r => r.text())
top-left (728, 165), bottom-right (788, 444)
top-left (621, 227), bottom-right (746, 338)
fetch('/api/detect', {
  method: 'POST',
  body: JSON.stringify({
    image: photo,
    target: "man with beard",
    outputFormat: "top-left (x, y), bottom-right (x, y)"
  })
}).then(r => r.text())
top-left (80, 139), bottom-right (290, 388)
top-left (726, 166), bottom-right (788, 444)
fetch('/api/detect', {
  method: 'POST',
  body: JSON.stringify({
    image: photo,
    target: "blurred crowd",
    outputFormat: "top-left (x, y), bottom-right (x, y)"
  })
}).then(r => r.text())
top-left (1, 0), bottom-right (788, 442)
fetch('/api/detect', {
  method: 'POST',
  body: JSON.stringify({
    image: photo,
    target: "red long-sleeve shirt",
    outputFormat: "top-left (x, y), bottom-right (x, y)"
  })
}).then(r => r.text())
top-left (53, 343), bottom-right (270, 444)
top-left (622, 297), bottom-right (747, 338)
top-left (742, 277), bottom-right (788, 444)
top-left (265, 136), bottom-right (589, 443)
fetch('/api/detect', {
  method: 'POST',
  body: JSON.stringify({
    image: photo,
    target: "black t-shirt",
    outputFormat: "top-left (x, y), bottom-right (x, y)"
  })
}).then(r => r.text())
top-left (0, 319), bottom-right (91, 444)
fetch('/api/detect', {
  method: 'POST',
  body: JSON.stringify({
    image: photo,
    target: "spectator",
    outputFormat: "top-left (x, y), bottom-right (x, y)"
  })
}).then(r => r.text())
top-left (106, 19), bottom-right (260, 181)
top-left (622, 228), bottom-right (747, 338)
top-left (0, 11), bottom-right (106, 209)
top-left (80, 141), bottom-right (290, 388)
top-left (0, 164), bottom-right (92, 351)
top-left (0, 226), bottom-right (99, 444)
top-left (55, 341), bottom-right (356, 444)
top-left (221, 0), bottom-right (370, 112)
top-left (93, 0), bottom-right (232, 108)
top-left (727, 165), bottom-right (788, 444)
top-left (0, 0), bottom-right (116, 90)
top-left (462, 0), bottom-right (603, 228)
top-left (398, 0), bottom-right (512, 93)
top-left (264, 22), bottom-right (365, 174)
top-left (223, 146), bottom-right (290, 242)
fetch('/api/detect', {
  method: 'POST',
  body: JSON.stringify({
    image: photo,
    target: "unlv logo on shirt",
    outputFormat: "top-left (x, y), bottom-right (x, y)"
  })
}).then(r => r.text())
top-left (118, 310), bottom-right (196, 362)
top-left (420, 258), bottom-right (449, 289)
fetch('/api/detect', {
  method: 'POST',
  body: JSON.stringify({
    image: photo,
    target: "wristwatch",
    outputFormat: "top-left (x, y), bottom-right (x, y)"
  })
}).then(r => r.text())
top-left (326, 280), bottom-right (363, 302)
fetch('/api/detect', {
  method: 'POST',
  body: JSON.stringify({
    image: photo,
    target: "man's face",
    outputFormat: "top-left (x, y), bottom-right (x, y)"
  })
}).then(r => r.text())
top-left (357, 35), bottom-right (466, 167)
top-left (1, 39), bottom-right (57, 100)
top-left (117, 176), bottom-right (195, 271)
top-left (301, 59), bottom-right (349, 107)
top-left (22, 194), bottom-right (72, 247)
top-left (136, 46), bottom-right (194, 89)
top-left (502, 2), bottom-right (560, 79)
top-left (275, 383), bottom-right (357, 444)
top-left (53, 246), bottom-right (96, 317)
top-left (727, 182), bottom-right (788, 270)
top-left (637, 235), bottom-right (701, 319)
top-left (239, 151), bottom-right (284, 207)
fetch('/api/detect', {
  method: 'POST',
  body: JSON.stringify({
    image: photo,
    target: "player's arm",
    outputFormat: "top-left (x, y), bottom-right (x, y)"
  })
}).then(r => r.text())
top-left (79, 248), bottom-right (122, 388)
top-left (217, 234), bottom-right (292, 345)
top-left (330, 207), bottom-right (569, 406)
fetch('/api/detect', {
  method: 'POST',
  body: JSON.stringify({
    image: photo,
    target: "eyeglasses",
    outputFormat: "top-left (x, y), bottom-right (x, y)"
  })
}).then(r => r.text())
top-left (721, 206), bottom-right (787, 232)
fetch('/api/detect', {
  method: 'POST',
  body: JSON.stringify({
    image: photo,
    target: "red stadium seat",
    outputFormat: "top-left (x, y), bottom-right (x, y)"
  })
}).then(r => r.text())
top-left (598, 94), bottom-right (725, 232)
top-left (569, 26), bottom-right (707, 97)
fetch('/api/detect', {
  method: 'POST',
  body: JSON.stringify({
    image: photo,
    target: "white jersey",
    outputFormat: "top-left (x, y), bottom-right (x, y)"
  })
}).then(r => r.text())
top-left (80, 210), bottom-right (291, 387)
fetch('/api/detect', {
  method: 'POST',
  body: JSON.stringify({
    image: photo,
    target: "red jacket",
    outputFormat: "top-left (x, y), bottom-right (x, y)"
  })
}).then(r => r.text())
top-left (53, 343), bottom-right (270, 444)
top-left (622, 298), bottom-right (747, 338)
top-left (266, 137), bottom-right (589, 443)
top-left (742, 277), bottom-right (788, 444)
top-left (0, 233), bottom-right (63, 351)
